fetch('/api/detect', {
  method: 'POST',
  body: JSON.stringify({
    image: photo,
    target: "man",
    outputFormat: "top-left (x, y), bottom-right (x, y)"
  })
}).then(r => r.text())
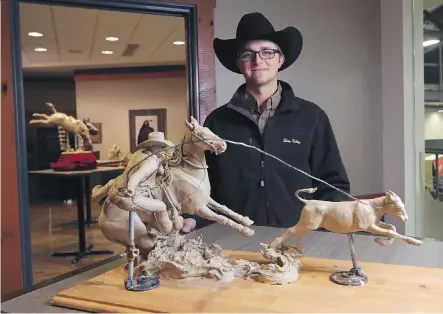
top-left (92, 132), bottom-right (188, 237)
top-left (184, 12), bottom-right (350, 230)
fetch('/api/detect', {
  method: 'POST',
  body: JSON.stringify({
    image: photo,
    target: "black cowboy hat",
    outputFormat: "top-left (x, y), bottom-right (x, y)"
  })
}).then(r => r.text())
top-left (213, 12), bottom-right (303, 74)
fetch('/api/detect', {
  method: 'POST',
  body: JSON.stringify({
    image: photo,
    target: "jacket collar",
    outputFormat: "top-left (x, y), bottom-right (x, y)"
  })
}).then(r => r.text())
top-left (227, 80), bottom-right (301, 113)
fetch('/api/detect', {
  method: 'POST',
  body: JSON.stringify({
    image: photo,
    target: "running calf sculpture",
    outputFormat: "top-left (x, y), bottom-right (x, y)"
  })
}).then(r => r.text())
top-left (269, 188), bottom-right (423, 250)
top-left (268, 187), bottom-right (422, 286)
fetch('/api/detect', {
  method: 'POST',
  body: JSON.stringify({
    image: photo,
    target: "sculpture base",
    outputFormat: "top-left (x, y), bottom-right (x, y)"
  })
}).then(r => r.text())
top-left (124, 276), bottom-right (160, 292)
top-left (50, 251), bottom-right (443, 313)
top-left (51, 151), bottom-right (97, 171)
top-left (330, 267), bottom-right (368, 286)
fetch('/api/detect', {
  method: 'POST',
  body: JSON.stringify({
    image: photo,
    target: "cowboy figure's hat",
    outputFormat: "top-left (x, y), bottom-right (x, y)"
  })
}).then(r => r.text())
top-left (137, 131), bottom-right (174, 150)
top-left (213, 12), bottom-right (303, 74)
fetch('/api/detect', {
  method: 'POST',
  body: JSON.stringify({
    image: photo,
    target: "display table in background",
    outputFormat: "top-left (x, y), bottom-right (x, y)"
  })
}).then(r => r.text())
top-left (2, 224), bottom-right (443, 313)
top-left (28, 166), bottom-right (125, 264)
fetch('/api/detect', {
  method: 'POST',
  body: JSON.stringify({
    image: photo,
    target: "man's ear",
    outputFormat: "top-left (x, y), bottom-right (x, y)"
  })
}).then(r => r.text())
top-left (279, 54), bottom-right (285, 68)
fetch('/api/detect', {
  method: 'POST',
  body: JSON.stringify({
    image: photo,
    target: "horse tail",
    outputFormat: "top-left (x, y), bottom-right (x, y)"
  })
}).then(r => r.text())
top-left (294, 187), bottom-right (318, 204)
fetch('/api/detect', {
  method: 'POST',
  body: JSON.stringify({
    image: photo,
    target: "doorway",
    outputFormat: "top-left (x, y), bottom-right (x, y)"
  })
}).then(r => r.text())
top-left (1, 0), bottom-right (216, 297)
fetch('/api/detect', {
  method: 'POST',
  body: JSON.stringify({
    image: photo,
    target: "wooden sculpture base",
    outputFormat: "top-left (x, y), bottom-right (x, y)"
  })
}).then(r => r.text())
top-left (50, 250), bottom-right (443, 313)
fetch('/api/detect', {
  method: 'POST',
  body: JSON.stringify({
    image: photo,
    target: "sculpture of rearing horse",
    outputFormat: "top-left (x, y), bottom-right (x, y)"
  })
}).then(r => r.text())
top-left (93, 117), bottom-right (255, 258)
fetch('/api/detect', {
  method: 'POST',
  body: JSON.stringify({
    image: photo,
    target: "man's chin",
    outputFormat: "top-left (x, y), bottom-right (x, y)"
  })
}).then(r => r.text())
top-left (247, 77), bottom-right (272, 86)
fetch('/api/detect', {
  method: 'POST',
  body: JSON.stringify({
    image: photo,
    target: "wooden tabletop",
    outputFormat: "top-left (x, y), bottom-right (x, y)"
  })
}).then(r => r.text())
top-left (2, 224), bottom-right (442, 313)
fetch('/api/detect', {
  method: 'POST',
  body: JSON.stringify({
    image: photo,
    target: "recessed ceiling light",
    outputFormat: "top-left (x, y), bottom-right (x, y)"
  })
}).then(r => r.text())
top-left (101, 50), bottom-right (113, 55)
top-left (173, 41), bottom-right (185, 45)
top-left (34, 47), bottom-right (47, 52)
top-left (28, 31), bottom-right (43, 37)
top-left (105, 36), bottom-right (119, 41)
top-left (438, 109), bottom-right (443, 113)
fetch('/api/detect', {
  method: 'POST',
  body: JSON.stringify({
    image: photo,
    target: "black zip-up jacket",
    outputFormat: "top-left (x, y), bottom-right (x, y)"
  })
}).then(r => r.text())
top-left (188, 81), bottom-right (350, 229)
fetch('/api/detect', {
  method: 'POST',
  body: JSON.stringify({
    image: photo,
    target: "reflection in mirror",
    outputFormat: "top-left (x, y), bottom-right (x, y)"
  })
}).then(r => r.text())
top-left (422, 0), bottom-right (443, 240)
top-left (20, 2), bottom-right (189, 284)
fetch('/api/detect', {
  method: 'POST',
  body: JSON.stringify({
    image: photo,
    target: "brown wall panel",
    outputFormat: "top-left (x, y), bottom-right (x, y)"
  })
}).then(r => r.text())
top-left (1, 0), bottom-right (25, 299)
top-left (163, 0), bottom-right (217, 121)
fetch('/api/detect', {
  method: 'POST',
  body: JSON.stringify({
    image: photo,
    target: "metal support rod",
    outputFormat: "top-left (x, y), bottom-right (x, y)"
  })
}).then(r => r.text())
top-left (123, 210), bottom-right (160, 292)
top-left (347, 234), bottom-right (359, 270)
top-left (329, 233), bottom-right (368, 286)
top-left (127, 211), bottom-right (135, 281)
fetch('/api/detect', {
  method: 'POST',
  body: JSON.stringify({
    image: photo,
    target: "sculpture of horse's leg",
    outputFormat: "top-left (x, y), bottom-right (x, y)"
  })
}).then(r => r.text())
top-left (116, 196), bottom-right (173, 235)
top-left (98, 211), bottom-right (156, 258)
top-left (76, 134), bottom-right (85, 151)
top-left (170, 206), bottom-right (184, 231)
top-left (92, 180), bottom-right (115, 201)
top-left (366, 224), bottom-right (423, 246)
top-left (30, 116), bottom-right (51, 125)
top-left (152, 211), bottom-right (175, 235)
top-left (195, 205), bottom-right (255, 236)
top-left (31, 113), bottom-right (50, 120)
top-left (207, 197), bottom-right (254, 226)
top-left (374, 221), bottom-right (396, 246)
top-left (268, 222), bottom-right (307, 250)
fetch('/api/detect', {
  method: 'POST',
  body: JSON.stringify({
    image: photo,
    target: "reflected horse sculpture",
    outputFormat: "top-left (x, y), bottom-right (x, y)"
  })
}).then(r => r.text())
top-left (29, 102), bottom-right (96, 151)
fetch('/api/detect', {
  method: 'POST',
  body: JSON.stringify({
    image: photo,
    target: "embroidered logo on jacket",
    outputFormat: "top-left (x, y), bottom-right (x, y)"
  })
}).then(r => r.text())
top-left (283, 138), bottom-right (301, 144)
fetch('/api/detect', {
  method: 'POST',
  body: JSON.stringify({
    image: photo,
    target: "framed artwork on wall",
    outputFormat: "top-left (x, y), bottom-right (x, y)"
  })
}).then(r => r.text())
top-left (90, 122), bottom-right (102, 144)
top-left (129, 109), bottom-right (167, 152)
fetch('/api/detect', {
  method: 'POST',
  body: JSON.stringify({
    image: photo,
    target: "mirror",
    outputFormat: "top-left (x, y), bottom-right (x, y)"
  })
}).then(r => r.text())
top-left (18, 1), bottom-right (195, 285)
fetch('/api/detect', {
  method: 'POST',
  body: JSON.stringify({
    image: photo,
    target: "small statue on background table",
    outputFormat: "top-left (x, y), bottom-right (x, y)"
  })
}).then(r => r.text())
top-left (107, 144), bottom-right (132, 166)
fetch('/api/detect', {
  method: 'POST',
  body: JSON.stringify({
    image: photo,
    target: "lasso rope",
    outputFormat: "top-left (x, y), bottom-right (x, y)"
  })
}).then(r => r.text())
top-left (113, 135), bottom-right (386, 210)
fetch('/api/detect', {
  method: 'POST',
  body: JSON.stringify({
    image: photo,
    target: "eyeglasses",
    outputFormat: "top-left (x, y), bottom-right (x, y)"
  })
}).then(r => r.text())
top-left (237, 49), bottom-right (282, 61)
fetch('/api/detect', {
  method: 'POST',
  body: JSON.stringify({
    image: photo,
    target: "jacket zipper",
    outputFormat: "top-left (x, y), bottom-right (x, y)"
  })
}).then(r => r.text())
top-left (261, 114), bottom-right (274, 224)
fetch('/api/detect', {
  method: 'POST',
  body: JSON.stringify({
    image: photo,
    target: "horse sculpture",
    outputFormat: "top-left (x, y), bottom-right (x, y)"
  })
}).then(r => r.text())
top-left (93, 117), bottom-right (255, 258)
top-left (29, 102), bottom-right (97, 151)
top-left (268, 188), bottom-right (423, 250)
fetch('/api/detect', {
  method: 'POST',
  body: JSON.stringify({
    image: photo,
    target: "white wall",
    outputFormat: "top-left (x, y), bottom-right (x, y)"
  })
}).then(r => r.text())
top-left (425, 110), bottom-right (443, 139)
top-left (214, 0), bottom-right (383, 196)
top-left (75, 77), bottom-right (188, 158)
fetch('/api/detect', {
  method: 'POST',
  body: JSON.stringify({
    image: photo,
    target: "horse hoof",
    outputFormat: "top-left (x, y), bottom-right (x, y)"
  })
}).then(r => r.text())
top-left (409, 238), bottom-right (423, 246)
top-left (242, 228), bottom-right (255, 236)
top-left (242, 216), bottom-right (254, 226)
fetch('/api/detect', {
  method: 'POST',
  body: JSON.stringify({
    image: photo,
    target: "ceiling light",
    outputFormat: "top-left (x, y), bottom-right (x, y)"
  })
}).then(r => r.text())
top-left (438, 109), bottom-right (443, 113)
top-left (28, 32), bottom-right (43, 37)
top-left (423, 39), bottom-right (440, 47)
top-left (101, 50), bottom-right (113, 55)
top-left (34, 47), bottom-right (47, 52)
top-left (105, 36), bottom-right (119, 41)
top-left (173, 41), bottom-right (185, 45)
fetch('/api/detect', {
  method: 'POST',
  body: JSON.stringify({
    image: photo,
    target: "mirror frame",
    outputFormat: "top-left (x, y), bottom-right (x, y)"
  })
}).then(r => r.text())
top-left (3, 0), bottom-right (215, 293)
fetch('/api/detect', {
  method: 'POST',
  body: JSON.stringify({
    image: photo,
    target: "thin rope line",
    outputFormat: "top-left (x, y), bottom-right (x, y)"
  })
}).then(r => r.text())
top-left (120, 135), bottom-right (387, 209)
